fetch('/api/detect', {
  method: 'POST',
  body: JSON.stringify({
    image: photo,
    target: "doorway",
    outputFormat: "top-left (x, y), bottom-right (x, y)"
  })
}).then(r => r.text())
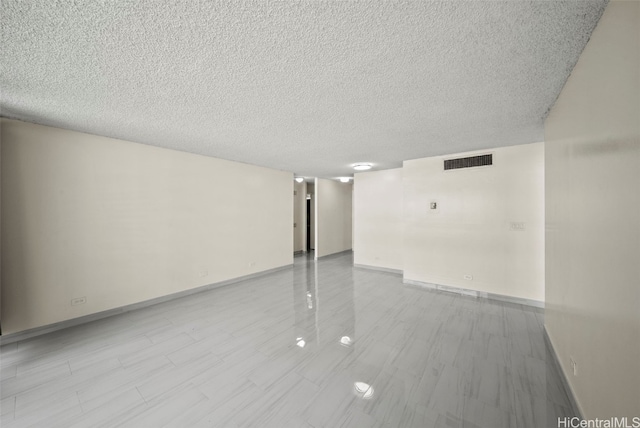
top-left (306, 198), bottom-right (311, 252)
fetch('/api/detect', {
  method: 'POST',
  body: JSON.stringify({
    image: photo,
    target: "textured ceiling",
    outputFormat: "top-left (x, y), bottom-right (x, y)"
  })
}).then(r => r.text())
top-left (1, 1), bottom-right (607, 178)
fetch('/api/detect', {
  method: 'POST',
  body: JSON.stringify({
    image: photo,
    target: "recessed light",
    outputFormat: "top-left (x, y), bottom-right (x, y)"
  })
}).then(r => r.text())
top-left (295, 177), bottom-right (304, 183)
top-left (339, 177), bottom-right (351, 183)
top-left (353, 163), bottom-right (372, 171)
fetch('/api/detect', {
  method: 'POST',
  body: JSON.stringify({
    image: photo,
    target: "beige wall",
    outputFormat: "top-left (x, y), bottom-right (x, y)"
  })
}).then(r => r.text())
top-left (293, 180), bottom-right (306, 253)
top-left (1, 119), bottom-right (293, 335)
top-left (315, 178), bottom-right (352, 258)
top-left (403, 143), bottom-right (545, 302)
top-left (544, 0), bottom-right (640, 419)
top-left (353, 168), bottom-right (403, 271)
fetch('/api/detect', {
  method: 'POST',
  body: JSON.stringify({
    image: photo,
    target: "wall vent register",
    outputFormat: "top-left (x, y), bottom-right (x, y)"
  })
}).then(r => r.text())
top-left (444, 154), bottom-right (492, 170)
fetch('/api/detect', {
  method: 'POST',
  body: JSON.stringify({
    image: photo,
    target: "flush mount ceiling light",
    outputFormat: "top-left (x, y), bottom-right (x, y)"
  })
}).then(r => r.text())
top-left (339, 177), bottom-right (351, 183)
top-left (295, 177), bottom-right (304, 183)
top-left (352, 163), bottom-right (372, 171)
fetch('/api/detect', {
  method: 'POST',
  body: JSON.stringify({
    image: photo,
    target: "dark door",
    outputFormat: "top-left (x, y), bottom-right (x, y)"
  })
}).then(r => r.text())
top-left (306, 199), bottom-right (311, 251)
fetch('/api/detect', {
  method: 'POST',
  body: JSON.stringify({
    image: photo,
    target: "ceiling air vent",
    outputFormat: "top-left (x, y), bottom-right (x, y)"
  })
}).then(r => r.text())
top-left (444, 154), bottom-right (492, 171)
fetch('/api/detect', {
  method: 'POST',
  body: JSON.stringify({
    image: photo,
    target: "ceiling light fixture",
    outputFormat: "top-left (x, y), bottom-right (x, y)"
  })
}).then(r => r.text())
top-left (295, 177), bottom-right (304, 183)
top-left (352, 163), bottom-right (372, 171)
top-left (339, 177), bottom-right (351, 183)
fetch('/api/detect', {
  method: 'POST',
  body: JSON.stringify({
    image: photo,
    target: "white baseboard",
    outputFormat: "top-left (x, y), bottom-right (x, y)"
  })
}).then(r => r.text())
top-left (544, 327), bottom-right (584, 419)
top-left (316, 249), bottom-right (353, 260)
top-left (0, 264), bottom-right (293, 345)
top-left (403, 278), bottom-right (544, 308)
top-left (353, 263), bottom-right (403, 275)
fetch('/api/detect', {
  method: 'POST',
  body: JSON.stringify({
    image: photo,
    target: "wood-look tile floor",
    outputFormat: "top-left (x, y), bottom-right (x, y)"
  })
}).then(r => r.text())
top-left (0, 252), bottom-right (575, 427)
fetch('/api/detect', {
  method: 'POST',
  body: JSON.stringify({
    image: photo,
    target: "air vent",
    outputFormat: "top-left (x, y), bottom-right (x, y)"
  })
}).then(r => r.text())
top-left (444, 154), bottom-right (492, 170)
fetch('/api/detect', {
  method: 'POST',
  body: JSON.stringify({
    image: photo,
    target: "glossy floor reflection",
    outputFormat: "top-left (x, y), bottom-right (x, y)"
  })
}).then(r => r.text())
top-left (0, 252), bottom-right (575, 427)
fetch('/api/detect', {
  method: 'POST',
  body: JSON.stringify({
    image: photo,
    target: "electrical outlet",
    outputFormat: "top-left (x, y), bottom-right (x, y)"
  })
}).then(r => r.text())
top-left (199, 270), bottom-right (208, 278)
top-left (463, 274), bottom-right (473, 281)
top-left (510, 222), bottom-right (526, 231)
top-left (71, 297), bottom-right (87, 306)
top-left (250, 262), bottom-right (256, 267)
top-left (570, 357), bottom-right (577, 376)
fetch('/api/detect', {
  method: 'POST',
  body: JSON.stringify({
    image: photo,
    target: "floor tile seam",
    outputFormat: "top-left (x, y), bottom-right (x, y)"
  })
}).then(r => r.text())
top-left (140, 381), bottom-right (208, 411)
top-left (169, 357), bottom-right (230, 388)
top-left (72, 391), bottom-right (146, 428)
top-left (13, 388), bottom-right (82, 420)
top-left (292, 366), bottom-right (325, 390)
top-left (0, 367), bottom-right (17, 384)
top-left (235, 388), bottom-right (296, 425)
top-left (10, 352), bottom-right (75, 377)
top-left (1, 397), bottom-right (16, 420)
top-left (117, 354), bottom-right (176, 373)
top-left (15, 382), bottom-right (79, 410)
top-left (462, 395), bottom-right (517, 428)
top-left (118, 339), bottom-right (196, 366)
top-left (217, 345), bottom-right (267, 364)
top-left (0, 344), bottom-right (19, 355)
top-left (0, 368), bottom-right (74, 401)
top-left (90, 404), bottom-right (148, 428)
top-left (76, 366), bottom-right (167, 406)
top-left (11, 361), bottom-right (127, 407)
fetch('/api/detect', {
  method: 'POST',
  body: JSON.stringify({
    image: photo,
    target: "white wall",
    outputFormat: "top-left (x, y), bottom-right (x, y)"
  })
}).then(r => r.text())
top-left (1, 119), bottom-right (293, 335)
top-left (315, 178), bottom-right (352, 258)
top-left (353, 168), bottom-right (403, 271)
top-left (403, 143), bottom-right (545, 302)
top-left (293, 180), bottom-right (306, 253)
top-left (544, 0), bottom-right (640, 419)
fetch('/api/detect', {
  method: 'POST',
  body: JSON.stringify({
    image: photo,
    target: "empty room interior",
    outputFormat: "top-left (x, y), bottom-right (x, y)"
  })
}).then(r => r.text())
top-left (1, 1), bottom-right (638, 427)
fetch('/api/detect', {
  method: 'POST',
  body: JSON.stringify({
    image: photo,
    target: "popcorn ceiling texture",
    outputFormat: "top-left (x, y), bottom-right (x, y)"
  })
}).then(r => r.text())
top-left (1, 1), bottom-right (607, 178)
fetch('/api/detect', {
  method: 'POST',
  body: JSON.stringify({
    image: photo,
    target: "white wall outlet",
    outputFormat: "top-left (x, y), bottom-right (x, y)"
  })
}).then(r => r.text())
top-left (463, 274), bottom-right (473, 281)
top-left (250, 262), bottom-right (256, 267)
top-left (570, 357), bottom-right (577, 376)
top-left (510, 222), bottom-right (526, 231)
top-left (71, 297), bottom-right (87, 306)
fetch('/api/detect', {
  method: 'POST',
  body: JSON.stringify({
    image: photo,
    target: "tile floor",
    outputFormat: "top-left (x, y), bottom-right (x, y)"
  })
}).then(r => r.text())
top-left (0, 252), bottom-right (575, 427)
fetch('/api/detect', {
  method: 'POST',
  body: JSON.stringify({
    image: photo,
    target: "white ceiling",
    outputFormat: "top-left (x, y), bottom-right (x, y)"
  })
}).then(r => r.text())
top-left (1, 1), bottom-right (607, 178)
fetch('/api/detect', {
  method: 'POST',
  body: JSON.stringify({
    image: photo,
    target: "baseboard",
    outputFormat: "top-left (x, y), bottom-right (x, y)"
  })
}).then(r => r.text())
top-left (0, 264), bottom-right (293, 345)
top-left (403, 279), bottom-right (544, 309)
top-left (543, 327), bottom-right (585, 419)
top-left (353, 263), bottom-right (403, 275)
top-left (316, 249), bottom-right (353, 260)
